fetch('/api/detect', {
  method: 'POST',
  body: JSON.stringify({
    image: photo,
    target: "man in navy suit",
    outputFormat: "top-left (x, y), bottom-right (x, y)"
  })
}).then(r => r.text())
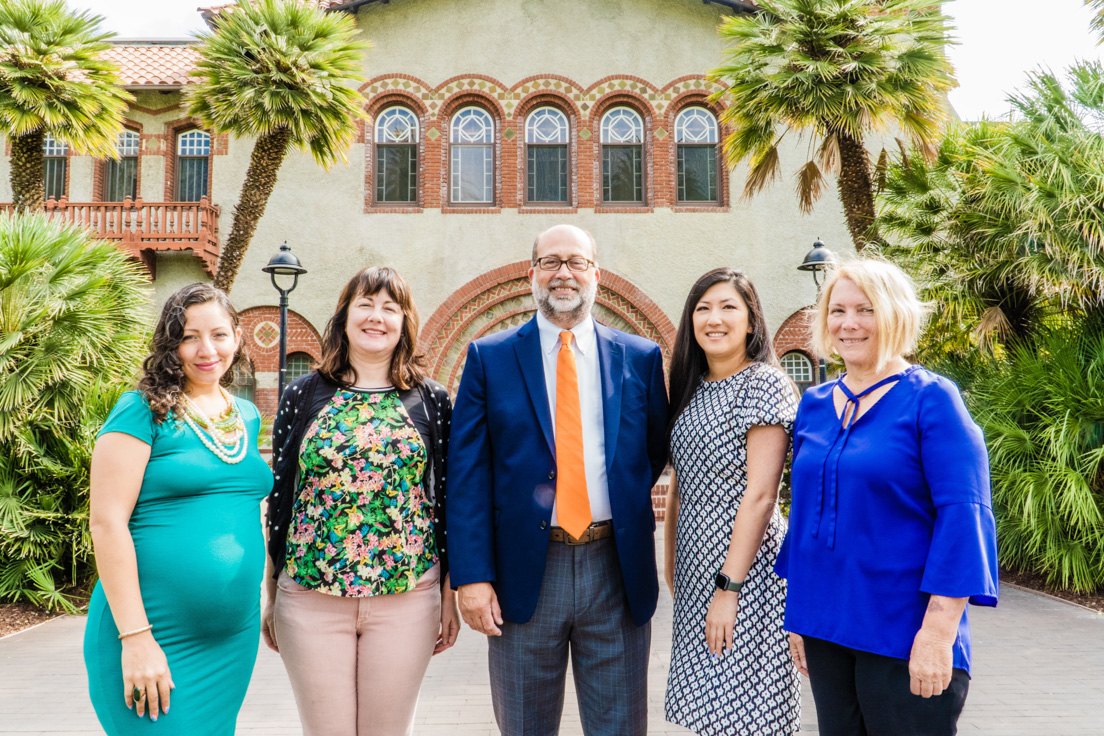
top-left (447, 224), bottom-right (669, 736)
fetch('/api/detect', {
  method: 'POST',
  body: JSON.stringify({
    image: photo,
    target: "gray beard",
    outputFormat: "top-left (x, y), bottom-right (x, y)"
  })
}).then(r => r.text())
top-left (532, 276), bottom-right (597, 325)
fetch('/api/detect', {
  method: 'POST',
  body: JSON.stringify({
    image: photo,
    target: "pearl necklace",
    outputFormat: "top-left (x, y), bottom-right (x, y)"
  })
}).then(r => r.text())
top-left (181, 387), bottom-right (248, 464)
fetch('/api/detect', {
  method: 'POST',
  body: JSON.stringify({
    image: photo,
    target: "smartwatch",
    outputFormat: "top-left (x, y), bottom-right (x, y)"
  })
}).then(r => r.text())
top-left (715, 572), bottom-right (744, 593)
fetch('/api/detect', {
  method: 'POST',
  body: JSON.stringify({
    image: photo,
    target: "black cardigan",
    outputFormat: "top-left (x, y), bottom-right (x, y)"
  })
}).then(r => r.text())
top-left (266, 371), bottom-right (453, 585)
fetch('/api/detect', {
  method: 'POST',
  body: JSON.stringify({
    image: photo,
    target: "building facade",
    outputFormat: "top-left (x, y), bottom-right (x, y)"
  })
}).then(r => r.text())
top-left (0, 0), bottom-right (852, 416)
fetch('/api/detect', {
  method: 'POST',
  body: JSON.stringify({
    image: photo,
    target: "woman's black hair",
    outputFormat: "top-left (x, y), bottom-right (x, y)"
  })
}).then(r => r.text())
top-left (666, 268), bottom-right (779, 455)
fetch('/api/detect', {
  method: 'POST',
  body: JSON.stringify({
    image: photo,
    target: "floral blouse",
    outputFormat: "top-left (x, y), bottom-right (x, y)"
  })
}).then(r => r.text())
top-left (285, 388), bottom-right (438, 597)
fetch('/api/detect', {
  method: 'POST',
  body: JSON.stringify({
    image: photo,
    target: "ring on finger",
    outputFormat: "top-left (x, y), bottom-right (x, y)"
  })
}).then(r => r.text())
top-left (132, 686), bottom-right (144, 703)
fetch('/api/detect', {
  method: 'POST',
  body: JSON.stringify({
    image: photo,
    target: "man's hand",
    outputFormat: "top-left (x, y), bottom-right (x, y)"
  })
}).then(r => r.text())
top-left (457, 582), bottom-right (503, 636)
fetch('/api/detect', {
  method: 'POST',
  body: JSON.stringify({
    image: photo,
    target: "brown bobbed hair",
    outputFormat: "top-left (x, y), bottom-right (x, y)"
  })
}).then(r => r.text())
top-left (138, 282), bottom-right (245, 424)
top-left (318, 267), bottom-right (427, 390)
top-left (666, 268), bottom-right (779, 454)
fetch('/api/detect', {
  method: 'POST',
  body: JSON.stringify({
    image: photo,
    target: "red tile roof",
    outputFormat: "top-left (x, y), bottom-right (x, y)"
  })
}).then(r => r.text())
top-left (102, 44), bottom-right (201, 88)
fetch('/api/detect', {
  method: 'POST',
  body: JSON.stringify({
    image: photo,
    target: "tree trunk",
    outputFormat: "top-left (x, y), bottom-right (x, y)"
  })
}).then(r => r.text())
top-left (836, 132), bottom-right (877, 251)
top-left (214, 127), bottom-right (293, 293)
top-left (11, 131), bottom-right (45, 215)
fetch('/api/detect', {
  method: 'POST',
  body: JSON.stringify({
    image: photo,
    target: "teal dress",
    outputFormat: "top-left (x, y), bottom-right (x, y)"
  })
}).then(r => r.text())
top-left (83, 391), bottom-right (273, 735)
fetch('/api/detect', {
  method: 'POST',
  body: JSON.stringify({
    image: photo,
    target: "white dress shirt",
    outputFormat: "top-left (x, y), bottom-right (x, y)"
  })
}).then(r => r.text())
top-left (535, 311), bottom-right (612, 524)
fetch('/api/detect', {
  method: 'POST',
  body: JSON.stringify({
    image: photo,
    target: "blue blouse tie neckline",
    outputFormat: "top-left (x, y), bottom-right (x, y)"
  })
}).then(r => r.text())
top-left (812, 369), bottom-right (911, 549)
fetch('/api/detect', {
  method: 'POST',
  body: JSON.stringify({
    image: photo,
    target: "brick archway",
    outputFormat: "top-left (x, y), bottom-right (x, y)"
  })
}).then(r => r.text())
top-left (773, 306), bottom-right (815, 361)
top-left (420, 262), bottom-right (676, 394)
top-left (238, 306), bottom-right (324, 416)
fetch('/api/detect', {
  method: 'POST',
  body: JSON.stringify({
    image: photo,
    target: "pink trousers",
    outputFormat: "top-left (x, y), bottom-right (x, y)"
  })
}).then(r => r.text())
top-left (273, 564), bottom-right (441, 736)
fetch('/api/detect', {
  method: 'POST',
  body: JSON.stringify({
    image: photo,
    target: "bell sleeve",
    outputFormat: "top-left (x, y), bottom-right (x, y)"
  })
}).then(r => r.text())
top-left (917, 376), bottom-right (999, 607)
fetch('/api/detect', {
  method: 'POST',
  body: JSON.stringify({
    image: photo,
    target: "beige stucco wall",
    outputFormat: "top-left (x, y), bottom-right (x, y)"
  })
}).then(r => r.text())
top-left (356, 0), bottom-right (730, 87)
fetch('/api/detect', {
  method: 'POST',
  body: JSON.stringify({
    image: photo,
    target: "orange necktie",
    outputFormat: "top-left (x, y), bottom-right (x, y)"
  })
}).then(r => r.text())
top-left (555, 330), bottom-right (591, 538)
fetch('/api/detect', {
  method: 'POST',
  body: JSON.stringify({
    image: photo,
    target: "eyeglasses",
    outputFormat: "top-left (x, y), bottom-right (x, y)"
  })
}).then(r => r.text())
top-left (534, 256), bottom-right (596, 272)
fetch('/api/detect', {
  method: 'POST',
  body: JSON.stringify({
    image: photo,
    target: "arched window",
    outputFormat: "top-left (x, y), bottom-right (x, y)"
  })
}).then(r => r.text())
top-left (176, 130), bottom-right (210, 202)
top-left (600, 107), bottom-right (644, 203)
top-left (227, 359), bottom-right (256, 403)
top-left (285, 352), bottom-right (314, 382)
top-left (675, 107), bottom-right (719, 203)
top-left (43, 134), bottom-right (68, 200)
top-left (105, 130), bottom-right (140, 201)
top-left (375, 107), bottom-right (419, 203)
top-left (781, 351), bottom-right (814, 393)
top-left (450, 107), bottom-right (494, 204)
top-left (525, 107), bottom-right (569, 204)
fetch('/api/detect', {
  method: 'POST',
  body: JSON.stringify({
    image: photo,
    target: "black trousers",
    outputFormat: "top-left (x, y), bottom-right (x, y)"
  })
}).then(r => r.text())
top-left (803, 635), bottom-right (970, 736)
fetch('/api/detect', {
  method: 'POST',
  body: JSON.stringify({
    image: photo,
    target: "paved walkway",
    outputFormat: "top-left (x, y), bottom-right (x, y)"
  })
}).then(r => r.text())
top-left (2, 533), bottom-right (1103, 735)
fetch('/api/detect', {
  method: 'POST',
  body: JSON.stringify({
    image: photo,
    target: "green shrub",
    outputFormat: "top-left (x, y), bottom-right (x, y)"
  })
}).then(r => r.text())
top-left (969, 320), bottom-right (1104, 593)
top-left (0, 212), bottom-right (149, 611)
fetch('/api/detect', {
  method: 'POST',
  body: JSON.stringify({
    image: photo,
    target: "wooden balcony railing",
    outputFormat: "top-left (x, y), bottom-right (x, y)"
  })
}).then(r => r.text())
top-left (1, 197), bottom-right (221, 278)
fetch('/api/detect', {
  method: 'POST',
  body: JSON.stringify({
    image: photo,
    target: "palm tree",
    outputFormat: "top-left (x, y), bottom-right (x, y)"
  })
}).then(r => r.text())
top-left (710, 0), bottom-right (955, 250)
top-left (877, 60), bottom-right (1104, 356)
top-left (0, 212), bottom-right (149, 610)
top-left (0, 0), bottom-right (132, 214)
top-left (187, 0), bottom-right (368, 293)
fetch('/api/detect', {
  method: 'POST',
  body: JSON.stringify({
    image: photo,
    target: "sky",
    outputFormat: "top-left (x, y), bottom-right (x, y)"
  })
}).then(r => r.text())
top-left (72, 0), bottom-right (1104, 121)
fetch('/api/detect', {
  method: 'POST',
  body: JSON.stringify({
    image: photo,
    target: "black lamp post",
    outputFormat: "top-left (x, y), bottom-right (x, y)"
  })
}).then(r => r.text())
top-left (262, 242), bottom-right (307, 402)
top-left (797, 238), bottom-right (836, 384)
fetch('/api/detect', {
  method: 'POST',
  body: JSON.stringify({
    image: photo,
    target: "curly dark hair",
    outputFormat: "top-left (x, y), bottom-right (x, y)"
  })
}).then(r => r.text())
top-left (138, 283), bottom-right (244, 423)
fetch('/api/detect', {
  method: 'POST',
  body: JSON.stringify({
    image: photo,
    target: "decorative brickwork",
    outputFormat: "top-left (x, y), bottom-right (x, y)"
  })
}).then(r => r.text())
top-left (237, 306), bottom-right (324, 417)
top-left (773, 306), bottom-right (817, 366)
top-left (419, 262), bottom-right (676, 395)
top-left (361, 73), bottom-right (726, 212)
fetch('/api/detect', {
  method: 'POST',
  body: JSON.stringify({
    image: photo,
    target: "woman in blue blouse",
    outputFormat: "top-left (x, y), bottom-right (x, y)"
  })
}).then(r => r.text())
top-left (777, 259), bottom-right (998, 736)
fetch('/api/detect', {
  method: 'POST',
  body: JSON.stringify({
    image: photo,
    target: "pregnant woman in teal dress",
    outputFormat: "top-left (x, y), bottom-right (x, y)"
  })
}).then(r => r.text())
top-left (84, 283), bottom-right (273, 734)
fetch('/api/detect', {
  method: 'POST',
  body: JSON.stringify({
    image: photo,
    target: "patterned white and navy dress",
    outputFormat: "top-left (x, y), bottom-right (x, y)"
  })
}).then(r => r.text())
top-left (665, 362), bottom-right (801, 736)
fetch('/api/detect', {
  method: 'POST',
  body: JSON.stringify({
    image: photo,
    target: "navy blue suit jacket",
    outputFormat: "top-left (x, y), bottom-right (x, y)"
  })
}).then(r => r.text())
top-left (446, 316), bottom-right (669, 626)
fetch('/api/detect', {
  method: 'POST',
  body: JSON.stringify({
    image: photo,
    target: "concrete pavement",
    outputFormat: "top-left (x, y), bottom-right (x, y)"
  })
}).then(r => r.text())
top-left (2, 533), bottom-right (1102, 735)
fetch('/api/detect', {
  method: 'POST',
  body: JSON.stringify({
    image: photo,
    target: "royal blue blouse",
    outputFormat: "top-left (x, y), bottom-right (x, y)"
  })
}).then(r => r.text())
top-left (776, 365), bottom-right (999, 675)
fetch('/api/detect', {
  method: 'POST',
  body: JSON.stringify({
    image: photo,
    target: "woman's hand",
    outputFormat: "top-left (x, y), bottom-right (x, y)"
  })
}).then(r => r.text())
top-left (909, 594), bottom-right (967, 698)
top-left (121, 631), bottom-right (174, 720)
top-left (788, 633), bottom-right (808, 677)
top-left (704, 589), bottom-right (739, 656)
top-left (434, 575), bottom-right (461, 655)
top-left (908, 627), bottom-right (955, 698)
top-left (260, 600), bottom-right (278, 652)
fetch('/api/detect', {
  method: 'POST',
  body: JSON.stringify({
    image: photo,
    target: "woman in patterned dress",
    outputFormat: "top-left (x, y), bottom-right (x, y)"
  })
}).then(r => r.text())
top-left (263, 267), bottom-right (459, 736)
top-left (663, 268), bottom-right (801, 736)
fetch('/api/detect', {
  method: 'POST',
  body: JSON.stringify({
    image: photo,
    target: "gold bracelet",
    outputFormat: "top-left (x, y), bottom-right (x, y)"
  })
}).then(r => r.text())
top-left (117, 624), bottom-right (153, 640)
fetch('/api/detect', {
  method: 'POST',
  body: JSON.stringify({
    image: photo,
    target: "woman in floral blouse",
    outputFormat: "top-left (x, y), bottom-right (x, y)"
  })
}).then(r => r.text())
top-left (263, 267), bottom-right (459, 736)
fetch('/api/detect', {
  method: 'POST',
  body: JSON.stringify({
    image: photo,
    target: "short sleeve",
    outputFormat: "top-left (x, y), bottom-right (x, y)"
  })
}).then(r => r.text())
top-left (234, 398), bottom-right (263, 447)
top-left (746, 365), bottom-right (799, 435)
top-left (97, 390), bottom-right (156, 445)
top-left (917, 375), bottom-right (999, 607)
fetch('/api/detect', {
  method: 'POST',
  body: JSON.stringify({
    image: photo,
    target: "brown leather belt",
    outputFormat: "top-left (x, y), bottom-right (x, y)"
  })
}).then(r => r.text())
top-left (549, 520), bottom-right (613, 545)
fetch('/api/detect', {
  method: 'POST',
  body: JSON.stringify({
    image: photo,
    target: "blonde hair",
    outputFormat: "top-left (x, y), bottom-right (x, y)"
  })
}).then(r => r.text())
top-left (811, 259), bottom-right (926, 371)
